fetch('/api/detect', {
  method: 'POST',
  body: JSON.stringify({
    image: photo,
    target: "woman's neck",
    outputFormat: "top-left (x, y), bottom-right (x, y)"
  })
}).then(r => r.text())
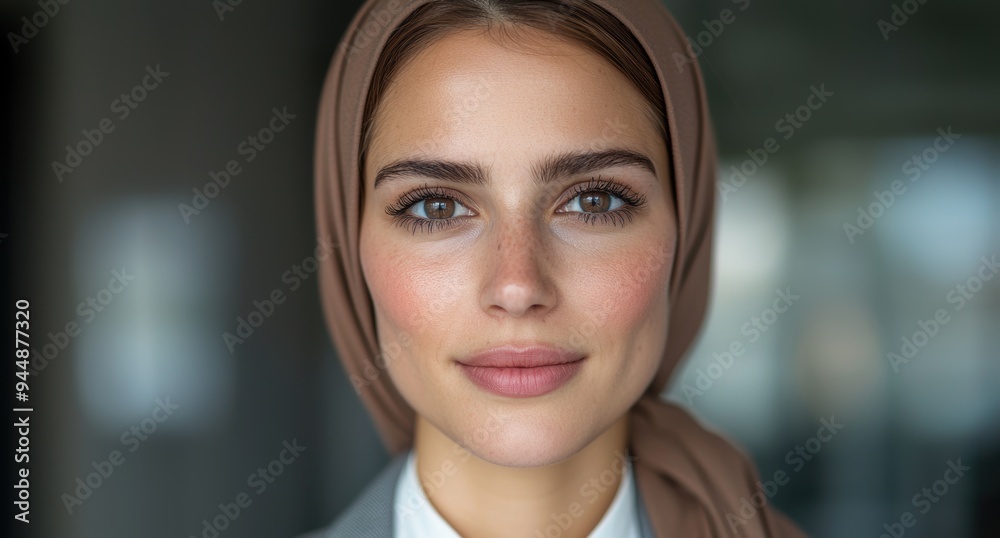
top-left (412, 412), bottom-right (630, 538)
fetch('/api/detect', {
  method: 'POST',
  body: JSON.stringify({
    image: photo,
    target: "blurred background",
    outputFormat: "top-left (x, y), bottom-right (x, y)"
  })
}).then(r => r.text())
top-left (2, 0), bottom-right (997, 536)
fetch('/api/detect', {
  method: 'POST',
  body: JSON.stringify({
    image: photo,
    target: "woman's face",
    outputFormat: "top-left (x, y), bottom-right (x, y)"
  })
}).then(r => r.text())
top-left (360, 28), bottom-right (676, 467)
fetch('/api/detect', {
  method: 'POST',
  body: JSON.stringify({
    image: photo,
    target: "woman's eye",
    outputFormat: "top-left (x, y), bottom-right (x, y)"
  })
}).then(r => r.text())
top-left (407, 197), bottom-right (474, 219)
top-left (561, 191), bottom-right (625, 214)
top-left (387, 179), bottom-right (642, 234)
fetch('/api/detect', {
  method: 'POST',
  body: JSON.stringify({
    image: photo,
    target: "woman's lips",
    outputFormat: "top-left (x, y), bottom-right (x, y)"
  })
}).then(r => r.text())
top-left (456, 344), bottom-right (585, 397)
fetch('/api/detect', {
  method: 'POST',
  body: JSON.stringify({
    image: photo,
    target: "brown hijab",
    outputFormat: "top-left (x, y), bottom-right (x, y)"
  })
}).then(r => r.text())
top-left (314, 0), bottom-right (806, 536)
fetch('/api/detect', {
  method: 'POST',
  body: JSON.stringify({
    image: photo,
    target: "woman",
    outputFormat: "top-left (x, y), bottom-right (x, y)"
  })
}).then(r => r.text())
top-left (306, 0), bottom-right (806, 536)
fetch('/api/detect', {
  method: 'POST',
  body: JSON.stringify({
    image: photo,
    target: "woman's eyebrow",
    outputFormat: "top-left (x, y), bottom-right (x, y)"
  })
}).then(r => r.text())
top-left (373, 148), bottom-right (656, 190)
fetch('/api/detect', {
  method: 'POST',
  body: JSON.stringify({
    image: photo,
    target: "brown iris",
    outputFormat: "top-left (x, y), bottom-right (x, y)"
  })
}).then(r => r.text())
top-left (423, 198), bottom-right (455, 219)
top-left (580, 191), bottom-right (611, 213)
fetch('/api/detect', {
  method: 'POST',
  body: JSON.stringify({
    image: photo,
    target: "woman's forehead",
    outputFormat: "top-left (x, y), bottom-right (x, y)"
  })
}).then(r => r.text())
top-left (365, 29), bottom-right (662, 173)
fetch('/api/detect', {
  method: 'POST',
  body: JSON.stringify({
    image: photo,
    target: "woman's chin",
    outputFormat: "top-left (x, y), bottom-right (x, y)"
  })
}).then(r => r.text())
top-left (452, 418), bottom-right (596, 468)
top-left (468, 442), bottom-right (579, 469)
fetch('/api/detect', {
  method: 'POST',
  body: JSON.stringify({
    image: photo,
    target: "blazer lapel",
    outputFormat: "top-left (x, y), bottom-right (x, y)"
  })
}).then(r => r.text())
top-left (303, 452), bottom-right (406, 538)
top-left (311, 450), bottom-right (657, 538)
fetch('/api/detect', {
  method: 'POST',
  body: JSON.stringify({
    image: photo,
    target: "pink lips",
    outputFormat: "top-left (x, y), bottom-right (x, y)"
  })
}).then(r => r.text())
top-left (456, 344), bottom-right (585, 397)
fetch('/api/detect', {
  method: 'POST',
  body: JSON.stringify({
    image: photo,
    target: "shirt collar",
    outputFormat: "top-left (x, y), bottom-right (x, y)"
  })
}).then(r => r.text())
top-left (393, 450), bottom-right (640, 538)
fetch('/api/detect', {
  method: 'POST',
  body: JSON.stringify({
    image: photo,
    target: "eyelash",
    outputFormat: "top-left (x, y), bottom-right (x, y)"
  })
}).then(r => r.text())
top-left (383, 176), bottom-right (647, 235)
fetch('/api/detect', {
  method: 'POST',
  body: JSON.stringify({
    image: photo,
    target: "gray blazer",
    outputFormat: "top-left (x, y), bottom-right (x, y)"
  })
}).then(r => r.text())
top-left (300, 452), bottom-right (657, 537)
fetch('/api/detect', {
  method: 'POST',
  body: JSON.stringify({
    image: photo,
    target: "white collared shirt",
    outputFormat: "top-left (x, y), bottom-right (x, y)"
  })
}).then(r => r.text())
top-left (393, 450), bottom-right (641, 538)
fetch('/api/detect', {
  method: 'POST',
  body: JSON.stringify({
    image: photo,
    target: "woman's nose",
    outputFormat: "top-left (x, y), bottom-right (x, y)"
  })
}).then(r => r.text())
top-left (479, 219), bottom-right (557, 319)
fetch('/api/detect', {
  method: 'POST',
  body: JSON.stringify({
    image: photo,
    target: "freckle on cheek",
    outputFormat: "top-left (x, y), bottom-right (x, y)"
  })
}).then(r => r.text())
top-left (602, 254), bottom-right (670, 328)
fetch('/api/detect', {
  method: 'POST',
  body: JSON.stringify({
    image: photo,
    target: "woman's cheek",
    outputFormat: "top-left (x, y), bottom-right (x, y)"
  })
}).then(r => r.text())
top-left (366, 247), bottom-right (466, 336)
top-left (582, 240), bottom-right (673, 332)
top-left (368, 264), bottom-right (425, 334)
top-left (362, 240), bottom-right (415, 333)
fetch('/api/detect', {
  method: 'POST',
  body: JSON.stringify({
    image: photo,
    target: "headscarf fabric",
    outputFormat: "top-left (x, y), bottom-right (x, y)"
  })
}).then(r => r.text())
top-left (314, 1), bottom-right (806, 536)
